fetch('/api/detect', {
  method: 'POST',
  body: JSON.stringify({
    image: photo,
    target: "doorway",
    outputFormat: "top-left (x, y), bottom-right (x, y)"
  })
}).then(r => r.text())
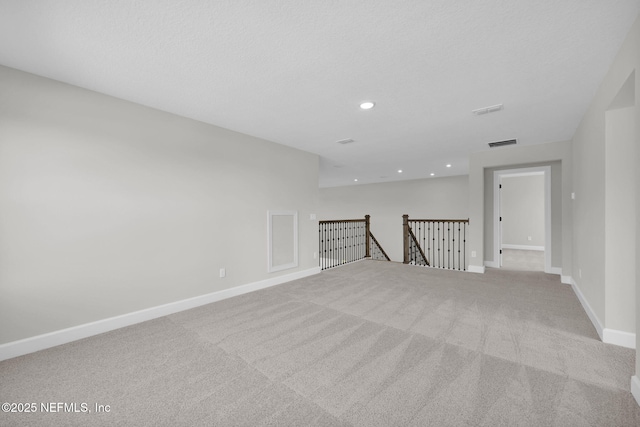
top-left (493, 166), bottom-right (551, 272)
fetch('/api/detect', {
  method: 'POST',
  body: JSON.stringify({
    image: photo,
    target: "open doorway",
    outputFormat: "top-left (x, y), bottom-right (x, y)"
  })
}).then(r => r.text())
top-left (493, 166), bottom-right (551, 272)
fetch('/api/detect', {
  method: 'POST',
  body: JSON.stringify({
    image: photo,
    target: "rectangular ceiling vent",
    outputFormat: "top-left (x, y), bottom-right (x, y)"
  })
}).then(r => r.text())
top-left (488, 139), bottom-right (517, 148)
top-left (336, 138), bottom-right (355, 145)
top-left (472, 103), bottom-right (503, 115)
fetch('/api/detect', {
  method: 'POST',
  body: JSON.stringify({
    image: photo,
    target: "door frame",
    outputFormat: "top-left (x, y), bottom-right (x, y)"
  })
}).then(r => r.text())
top-left (492, 166), bottom-right (551, 272)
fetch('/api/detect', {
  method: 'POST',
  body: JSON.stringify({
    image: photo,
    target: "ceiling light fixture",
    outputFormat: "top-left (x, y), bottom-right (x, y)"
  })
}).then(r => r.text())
top-left (360, 101), bottom-right (375, 110)
top-left (430, 173), bottom-right (435, 176)
top-left (398, 169), bottom-right (403, 173)
top-left (336, 138), bottom-right (354, 145)
top-left (354, 178), bottom-right (358, 182)
top-left (446, 164), bottom-right (452, 168)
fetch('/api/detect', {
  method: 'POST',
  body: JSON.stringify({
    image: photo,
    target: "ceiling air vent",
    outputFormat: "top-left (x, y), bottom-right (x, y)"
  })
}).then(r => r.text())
top-left (472, 103), bottom-right (503, 115)
top-left (488, 139), bottom-right (517, 148)
top-left (336, 138), bottom-right (355, 145)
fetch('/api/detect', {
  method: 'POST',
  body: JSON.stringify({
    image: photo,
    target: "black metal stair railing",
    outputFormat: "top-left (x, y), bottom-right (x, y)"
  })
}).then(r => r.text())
top-left (407, 226), bottom-right (429, 266)
top-left (403, 215), bottom-right (468, 271)
top-left (319, 215), bottom-right (390, 270)
top-left (319, 218), bottom-right (367, 270)
top-left (369, 232), bottom-right (391, 261)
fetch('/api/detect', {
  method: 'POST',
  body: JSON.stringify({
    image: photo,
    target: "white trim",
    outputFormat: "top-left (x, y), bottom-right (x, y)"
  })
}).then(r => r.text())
top-left (497, 171), bottom-right (544, 178)
top-left (0, 267), bottom-right (321, 362)
top-left (267, 210), bottom-right (299, 273)
top-left (468, 265), bottom-right (485, 274)
top-left (632, 376), bottom-right (640, 408)
top-left (561, 275), bottom-right (572, 284)
top-left (493, 166), bottom-right (552, 273)
top-left (603, 328), bottom-right (636, 349)
top-left (501, 244), bottom-right (545, 251)
top-left (484, 261), bottom-right (499, 269)
top-left (549, 267), bottom-right (562, 275)
top-left (493, 170), bottom-right (501, 267)
top-left (569, 277), bottom-right (635, 349)
top-left (570, 278), bottom-right (604, 340)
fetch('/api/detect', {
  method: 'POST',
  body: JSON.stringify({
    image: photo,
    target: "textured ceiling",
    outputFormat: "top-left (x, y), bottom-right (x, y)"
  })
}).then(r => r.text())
top-left (1, 1), bottom-right (639, 187)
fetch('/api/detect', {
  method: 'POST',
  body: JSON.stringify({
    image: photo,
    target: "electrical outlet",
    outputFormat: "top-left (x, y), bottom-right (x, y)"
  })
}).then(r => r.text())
top-left (219, 268), bottom-right (226, 278)
top-left (310, 213), bottom-right (316, 220)
top-left (471, 251), bottom-right (477, 258)
top-left (528, 236), bottom-right (532, 241)
top-left (313, 252), bottom-right (317, 259)
top-left (579, 269), bottom-right (582, 278)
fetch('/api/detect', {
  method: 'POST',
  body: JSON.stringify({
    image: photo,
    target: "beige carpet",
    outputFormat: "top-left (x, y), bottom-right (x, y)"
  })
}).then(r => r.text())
top-left (501, 249), bottom-right (545, 271)
top-left (1, 261), bottom-right (638, 426)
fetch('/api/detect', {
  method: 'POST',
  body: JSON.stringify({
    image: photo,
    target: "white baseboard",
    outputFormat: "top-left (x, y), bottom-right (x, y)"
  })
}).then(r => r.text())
top-left (548, 267), bottom-right (562, 275)
top-left (501, 244), bottom-right (545, 251)
top-left (603, 328), bottom-right (636, 349)
top-left (468, 265), bottom-right (485, 274)
top-left (484, 261), bottom-right (499, 269)
top-left (0, 267), bottom-right (321, 362)
top-left (569, 277), bottom-right (636, 349)
top-left (561, 275), bottom-right (572, 285)
top-left (570, 278), bottom-right (604, 340)
top-left (632, 376), bottom-right (640, 408)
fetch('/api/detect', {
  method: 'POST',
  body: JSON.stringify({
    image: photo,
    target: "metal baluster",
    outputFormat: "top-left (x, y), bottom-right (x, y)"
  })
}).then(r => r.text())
top-left (441, 222), bottom-right (445, 268)
top-left (334, 223), bottom-right (338, 268)
top-left (459, 222), bottom-right (461, 270)
top-left (347, 223), bottom-right (351, 263)
top-left (319, 223), bottom-right (327, 270)
top-left (448, 222), bottom-right (451, 269)
top-left (463, 222), bottom-right (466, 271)
top-left (338, 223), bottom-right (341, 266)
top-left (359, 222), bottom-right (362, 260)
top-left (350, 223), bottom-right (353, 262)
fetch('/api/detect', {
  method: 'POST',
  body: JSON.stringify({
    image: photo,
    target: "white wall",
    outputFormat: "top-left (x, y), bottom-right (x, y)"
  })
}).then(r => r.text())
top-left (605, 106), bottom-right (636, 334)
top-left (637, 73), bottom-right (640, 400)
top-left (473, 149), bottom-right (571, 274)
top-left (0, 66), bottom-right (319, 345)
top-left (318, 175), bottom-right (469, 262)
top-left (571, 14), bottom-right (639, 347)
top-left (500, 174), bottom-right (545, 248)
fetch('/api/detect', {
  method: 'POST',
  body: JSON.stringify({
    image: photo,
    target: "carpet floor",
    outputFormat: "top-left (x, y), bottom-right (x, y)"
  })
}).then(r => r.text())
top-left (501, 249), bottom-right (545, 272)
top-left (1, 260), bottom-right (638, 426)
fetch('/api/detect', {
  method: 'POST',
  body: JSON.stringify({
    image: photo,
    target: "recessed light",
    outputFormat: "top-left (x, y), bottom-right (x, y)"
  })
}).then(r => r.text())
top-left (430, 173), bottom-right (435, 176)
top-left (360, 101), bottom-right (375, 110)
top-left (354, 178), bottom-right (358, 182)
top-left (446, 164), bottom-right (452, 168)
top-left (397, 169), bottom-right (403, 173)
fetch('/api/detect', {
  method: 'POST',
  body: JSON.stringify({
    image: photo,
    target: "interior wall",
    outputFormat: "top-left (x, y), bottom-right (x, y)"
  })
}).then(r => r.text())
top-left (500, 174), bottom-right (545, 248)
top-left (318, 175), bottom-right (469, 262)
top-left (605, 106), bottom-right (636, 333)
top-left (0, 65), bottom-right (320, 345)
top-left (481, 157), bottom-right (567, 272)
top-left (571, 15), bottom-right (639, 340)
top-left (637, 90), bottom-right (640, 386)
